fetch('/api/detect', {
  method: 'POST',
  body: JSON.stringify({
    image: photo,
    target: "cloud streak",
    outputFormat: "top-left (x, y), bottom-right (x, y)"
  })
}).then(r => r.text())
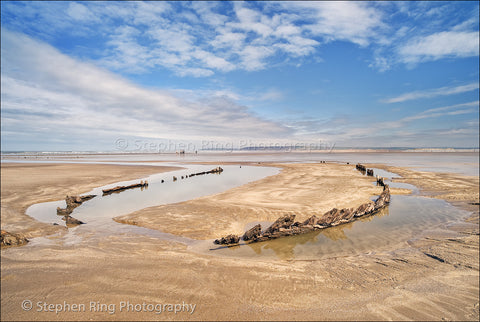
top-left (1, 30), bottom-right (292, 149)
top-left (398, 30), bottom-right (480, 64)
top-left (382, 83), bottom-right (479, 103)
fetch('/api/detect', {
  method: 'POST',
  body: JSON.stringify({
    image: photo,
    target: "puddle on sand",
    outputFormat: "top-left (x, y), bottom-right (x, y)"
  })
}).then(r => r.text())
top-left (191, 195), bottom-right (470, 261)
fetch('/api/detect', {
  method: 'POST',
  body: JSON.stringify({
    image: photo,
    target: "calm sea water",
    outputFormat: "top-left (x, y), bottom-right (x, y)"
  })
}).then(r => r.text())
top-left (3, 151), bottom-right (478, 176)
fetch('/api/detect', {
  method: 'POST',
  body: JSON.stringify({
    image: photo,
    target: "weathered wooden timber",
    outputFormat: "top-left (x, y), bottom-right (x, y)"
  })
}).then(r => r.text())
top-left (356, 163), bottom-right (367, 172)
top-left (102, 181), bottom-right (148, 195)
top-left (376, 175), bottom-right (385, 186)
top-left (189, 167), bottom-right (224, 178)
top-left (56, 194), bottom-right (96, 215)
top-left (1, 230), bottom-right (28, 247)
top-left (214, 184), bottom-right (391, 246)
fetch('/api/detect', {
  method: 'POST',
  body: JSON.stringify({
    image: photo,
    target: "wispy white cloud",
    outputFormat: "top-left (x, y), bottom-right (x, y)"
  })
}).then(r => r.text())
top-left (2, 1), bottom-right (479, 76)
top-left (0, 1), bottom-right (389, 76)
top-left (398, 30), bottom-right (480, 64)
top-left (382, 83), bottom-right (479, 103)
top-left (287, 101), bottom-right (479, 146)
top-left (1, 30), bottom-right (291, 148)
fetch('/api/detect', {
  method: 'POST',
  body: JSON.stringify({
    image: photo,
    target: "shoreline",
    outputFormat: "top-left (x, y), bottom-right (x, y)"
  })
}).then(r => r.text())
top-left (1, 160), bottom-right (478, 320)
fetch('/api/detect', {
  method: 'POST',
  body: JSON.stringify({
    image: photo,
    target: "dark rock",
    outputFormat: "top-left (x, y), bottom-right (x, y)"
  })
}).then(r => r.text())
top-left (1, 230), bottom-right (28, 247)
top-left (242, 224), bottom-right (262, 241)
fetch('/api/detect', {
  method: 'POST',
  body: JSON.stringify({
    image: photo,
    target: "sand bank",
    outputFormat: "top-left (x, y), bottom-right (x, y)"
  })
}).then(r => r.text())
top-left (1, 161), bottom-right (478, 321)
top-left (115, 163), bottom-right (410, 239)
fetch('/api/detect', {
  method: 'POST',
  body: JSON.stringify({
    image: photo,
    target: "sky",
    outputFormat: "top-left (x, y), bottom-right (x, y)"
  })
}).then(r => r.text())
top-left (1, 1), bottom-right (479, 152)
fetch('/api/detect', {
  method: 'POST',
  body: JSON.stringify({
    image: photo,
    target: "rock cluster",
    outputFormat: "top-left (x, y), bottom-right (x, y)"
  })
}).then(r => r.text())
top-left (1, 230), bottom-right (28, 247)
top-left (213, 184), bottom-right (391, 246)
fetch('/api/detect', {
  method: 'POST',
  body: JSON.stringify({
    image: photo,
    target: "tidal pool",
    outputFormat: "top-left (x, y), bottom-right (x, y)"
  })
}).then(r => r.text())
top-left (193, 194), bottom-right (469, 260)
top-left (26, 163), bottom-right (279, 244)
top-left (25, 163), bottom-right (471, 261)
top-left (190, 168), bottom-right (470, 260)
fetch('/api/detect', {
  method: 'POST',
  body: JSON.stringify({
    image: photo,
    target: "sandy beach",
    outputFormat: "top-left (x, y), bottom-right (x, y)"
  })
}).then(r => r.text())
top-left (1, 160), bottom-right (478, 321)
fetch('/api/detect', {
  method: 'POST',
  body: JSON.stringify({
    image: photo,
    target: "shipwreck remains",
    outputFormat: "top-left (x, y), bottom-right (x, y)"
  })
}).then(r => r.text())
top-left (214, 181), bottom-right (391, 246)
top-left (1, 230), bottom-right (28, 247)
top-left (63, 216), bottom-right (84, 226)
top-left (57, 194), bottom-right (96, 216)
top-left (376, 175), bottom-right (385, 186)
top-left (188, 166), bottom-right (223, 178)
top-left (355, 163), bottom-right (366, 172)
top-left (102, 181), bottom-right (148, 195)
top-left (55, 194), bottom-right (95, 227)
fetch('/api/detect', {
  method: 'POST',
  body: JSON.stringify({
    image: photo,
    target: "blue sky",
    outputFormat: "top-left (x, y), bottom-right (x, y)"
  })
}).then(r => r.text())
top-left (1, 1), bottom-right (479, 151)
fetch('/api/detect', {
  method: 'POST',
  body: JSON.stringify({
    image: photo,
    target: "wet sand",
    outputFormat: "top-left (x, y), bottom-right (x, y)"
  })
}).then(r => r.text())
top-left (115, 163), bottom-right (405, 239)
top-left (0, 163), bottom-right (180, 239)
top-left (1, 161), bottom-right (479, 321)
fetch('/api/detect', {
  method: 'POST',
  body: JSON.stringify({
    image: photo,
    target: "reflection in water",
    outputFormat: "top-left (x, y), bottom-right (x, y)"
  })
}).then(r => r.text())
top-left (199, 195), bottom-right (468, 261)
top-left (242, 207), bottom-right (390, 260)
top-left (27, 164), bottom-right (279, 227)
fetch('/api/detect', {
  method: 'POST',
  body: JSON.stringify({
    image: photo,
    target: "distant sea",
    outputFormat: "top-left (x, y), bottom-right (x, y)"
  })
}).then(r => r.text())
top-left (1, 149), bottom-right (478, 176)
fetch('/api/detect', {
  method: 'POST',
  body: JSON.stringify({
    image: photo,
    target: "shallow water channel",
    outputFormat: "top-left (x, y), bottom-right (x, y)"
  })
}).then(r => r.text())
top-left (25, 163), bottom-right (470, 260)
